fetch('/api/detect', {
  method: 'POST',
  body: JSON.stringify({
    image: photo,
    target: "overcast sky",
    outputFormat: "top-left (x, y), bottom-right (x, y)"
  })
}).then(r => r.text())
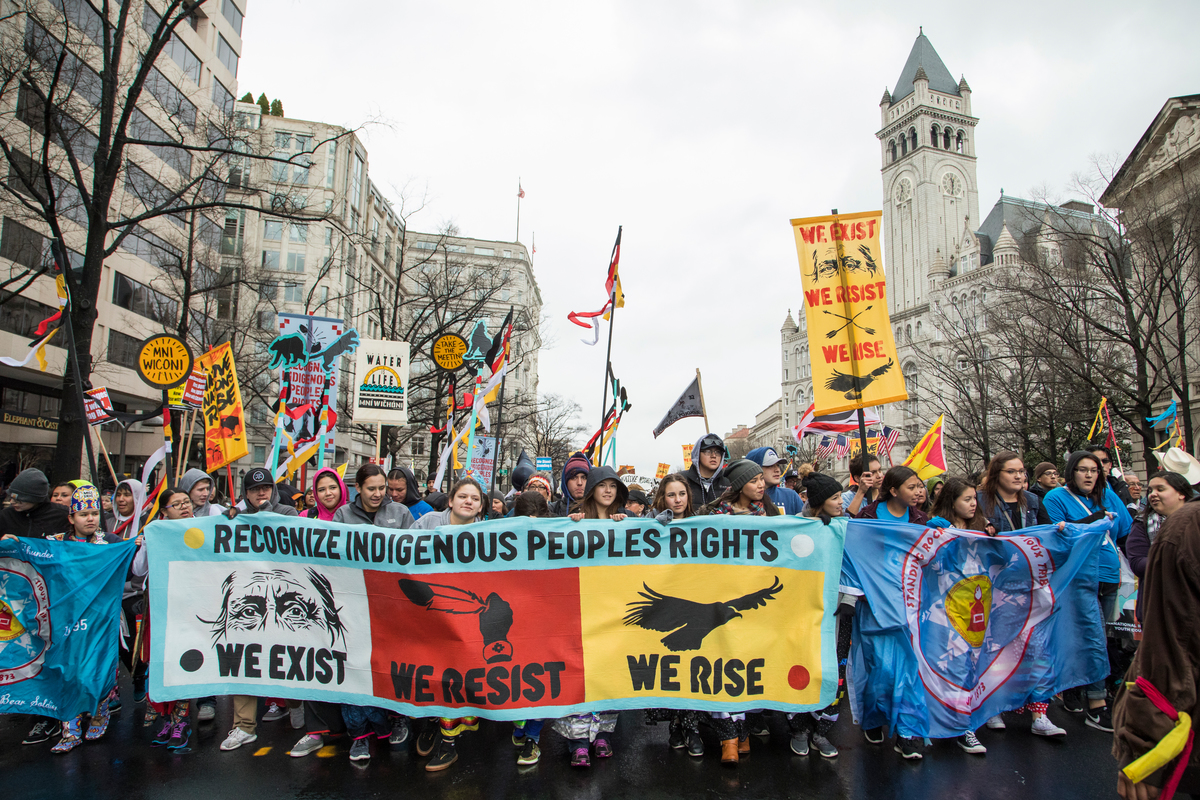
top-left (240, 0), bottom-right (1200, 478)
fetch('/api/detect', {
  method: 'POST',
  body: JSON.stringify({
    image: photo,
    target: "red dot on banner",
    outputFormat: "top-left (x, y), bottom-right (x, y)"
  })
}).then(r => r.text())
top-left (788, 665), bottom-right (810, 690)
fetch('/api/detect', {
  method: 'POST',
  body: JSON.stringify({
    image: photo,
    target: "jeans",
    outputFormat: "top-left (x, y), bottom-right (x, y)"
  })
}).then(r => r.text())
top-left (1087, 582), bottom-right (1121, 701)
top-left (340, 705), bottom-right (389, 740)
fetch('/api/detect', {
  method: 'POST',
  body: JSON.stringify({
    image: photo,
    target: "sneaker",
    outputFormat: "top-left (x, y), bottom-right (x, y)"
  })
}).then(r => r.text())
top-left (389, 718), bottom-right (410, 746)
top-left (197, 702), bottom-right (216, 723)
top-left (349, 737), bottom-right (371, 762)
top-left (51, 718), bottom-right (84, 754)
top-left (811, 734), bottom-right (839, 758)
top-left (262, 703), bottom-right (287, 722)
top-left (425, 738), bottom-right (457, 772)
top-left (289, 733), bottom-right (324, 758)
top-left (667, 720), bottom-right (685, 749)
top-left (167, 721), bottom-right (191, 751)
top-left (1061, 689), bottom-right (1085, 713)
top-left (957, 730), bottom-right (987, 754)
top-left (512, 726), bottom-right (526, 747)
top-left (593, 737), bottom-right (613, 758)
top-left (151, 717), bottom-right (173, 747)
top-left (22, 720), bottom-right (58, 745)
top-left (790, 731), bottom-right (810, 756)
top-left (570, 746), bottom-right (591, 767)
top-left (1085, 704), bottom-right (1114, 733)
top-left (108, 691), bottom-right (122, 713)
top-left (894, 736), bottom-right (924, 760)
top-left (220, 728), bottom-right (258, 751)
top-left (289, 706), bottom-right (305, 730)
top-left (985, 715), bottom-right (1006, 730)
top-left (1030, 715), bottom-right (1067, 737)
top-left (133, 677), bottom-right (147, 704)
top-left (416, 725), bottom-right (438, 757)
top-left (864, 726), bottom-right (884, 744)
top-left (686, 729), bottom-right (704, 757)
top-left (517, 739), bottom-right (541, 766)
top-left (748, 719), bottom-right (771, 737)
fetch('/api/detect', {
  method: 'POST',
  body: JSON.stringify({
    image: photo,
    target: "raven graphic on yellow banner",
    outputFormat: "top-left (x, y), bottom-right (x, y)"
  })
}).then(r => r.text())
top-left (790, 211), bottom-right (906, 414)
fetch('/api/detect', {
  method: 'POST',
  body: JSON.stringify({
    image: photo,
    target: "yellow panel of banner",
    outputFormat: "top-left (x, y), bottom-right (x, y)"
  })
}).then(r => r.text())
top-left (790, 210), bottom-right (908, 415)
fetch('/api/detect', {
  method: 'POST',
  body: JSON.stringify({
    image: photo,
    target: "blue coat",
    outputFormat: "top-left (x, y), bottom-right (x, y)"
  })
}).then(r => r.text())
top-left (1042, 486), bottom-right (1132, 583)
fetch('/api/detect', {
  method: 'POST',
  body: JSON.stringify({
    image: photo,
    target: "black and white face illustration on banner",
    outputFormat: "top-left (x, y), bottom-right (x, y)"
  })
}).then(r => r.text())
top-left (161, 560), bottom-right (373, 694)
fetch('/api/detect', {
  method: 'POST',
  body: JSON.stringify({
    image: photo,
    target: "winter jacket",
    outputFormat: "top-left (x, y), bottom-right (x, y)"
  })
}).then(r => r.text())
top-left (683, 435), bottom-right (729, 511)
top-left (234, 486), bottom-right (300, 517)
top-left (980, 490), bottom-right (1048, 533)
top-left (0, 500), bottom-right (70, 539)
top-left (1042, 485), bottom-right (1132, 583)
top-left (178, 468), bottom-right (226, 517)
top-left (856, 499), bottom-right (929, 526)
top-left (390, 465), bottom-right (433, 520)
top-left (1112, 500), bottom-right (1200, 795)
top-left (412, 509), bottom-right (455, 530)
top-left (331, 495), bottom-right (413, 529)
top-left (550, 458), bottom-right (590, 516)
top-left (107, 478), bottom-right (149, 538)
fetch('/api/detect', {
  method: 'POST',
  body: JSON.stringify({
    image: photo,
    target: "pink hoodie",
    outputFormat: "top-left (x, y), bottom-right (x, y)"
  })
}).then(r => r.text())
top-left (308, 467), bottom-right (348, 521)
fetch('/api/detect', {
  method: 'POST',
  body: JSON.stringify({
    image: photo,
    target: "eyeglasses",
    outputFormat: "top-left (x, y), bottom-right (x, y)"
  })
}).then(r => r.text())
top-left (1000, 468), bottom-right (1025, 476)
top-left (1041, 470), bottom-right (1059, 476)
top-left (167, 501), bottom-right (191, 510)
top-left (1074, 467), bottom-right (1100, 476)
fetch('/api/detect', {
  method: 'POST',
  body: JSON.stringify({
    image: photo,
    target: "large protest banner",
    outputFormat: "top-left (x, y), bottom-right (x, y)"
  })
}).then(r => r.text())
top-left (842, 518), bottom-right (1109, 738)
top-left (145, 515), bottom-right (844, 720)
top-left (790, 210), bottom-right (907, 414)
top-left (0, 538), bottom-right (137, 720)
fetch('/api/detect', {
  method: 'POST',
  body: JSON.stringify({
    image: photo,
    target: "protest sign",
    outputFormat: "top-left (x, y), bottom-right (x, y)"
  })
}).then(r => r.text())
top-left (146, 514), bottom-right (843, 720)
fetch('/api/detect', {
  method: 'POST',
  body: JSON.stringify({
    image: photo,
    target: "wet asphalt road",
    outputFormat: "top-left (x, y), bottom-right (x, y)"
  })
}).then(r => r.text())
top-left (1, 679), bottom-right (1120, 800)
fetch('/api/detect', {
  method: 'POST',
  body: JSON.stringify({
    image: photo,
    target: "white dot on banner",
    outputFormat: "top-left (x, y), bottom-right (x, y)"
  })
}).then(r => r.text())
top-left (791, 533), bottom-right (815, 558)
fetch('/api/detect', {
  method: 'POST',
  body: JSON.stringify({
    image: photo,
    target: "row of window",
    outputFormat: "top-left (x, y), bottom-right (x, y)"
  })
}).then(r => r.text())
top-left (888, 126), bottom-right (966, 161)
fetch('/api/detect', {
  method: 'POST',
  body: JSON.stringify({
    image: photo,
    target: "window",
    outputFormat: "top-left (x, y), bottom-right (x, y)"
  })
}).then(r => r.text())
top-left (108, 329), bottom-right (143, 370)
top-left (319, 286), bottom-right (328, 303)
top-left (221, 209), bottom-right (244, 255)
top-left (325, 142), bottom-right (337, 188)
top-left (286, 252), bottom-right (305, 272)
top-left (130, 108), bottom-right (190, 175)
top-left (447, 244), bottom-right (467, 254)
top-left (475, 247), bottom-right (494, 256)
top-left (0, 290), bottom-right (55, 337)
top-left (900, 134), bottom-right (908, 157)
top-left (784, 369), bottom-right (789, 381)
top-left (414, 241), bottom-right (436, 250)
top-left (253, 445), bottom-right (266, 464)
top-left (112, 272), bottom-right (178, 324)
top-left (290, 224), bottom-right (307, 243)
top-left (889, 140), bottom-right (897, 162)
top-left (350, 152), bottom-right (364, 209)
top-left (503, 249), bottom-right (512, 258)
top-left (956, 131), bottom-right (964, 153)
top-left (119, 224), bottom-right (182, 269)
top-left (257, 310), bottom-right (275, 329)
top-left (222, 0), bottom-right (244, 36)
top-left (262, 250), bottom-right (280, 269)
top-left (412, 437), bottom-right (425, 456)
top-left (783, 350), bottom-right (789, 362)
top-left (284, 282), bottom-right (304, 303)
top-left (943, 128), bottom-right (952, 149)
top-left (264, 220), bottom-right (283, 240)
top-left (271, 151), bottom-right (290, 183)
top-left (956, 355), bottom-right (968, 371)
top-left (909, 129), bottom-right (917, 152)
top-left (216, 34), bottom-right (239, 76)
top-left (260, 281), bottom-right (278, 300)
top-left (146, 67), bottom-right (196, 128)
top-left (211, 79), bottom-right (234, 116)
top-left (1, 217), bottom-right (48, 269)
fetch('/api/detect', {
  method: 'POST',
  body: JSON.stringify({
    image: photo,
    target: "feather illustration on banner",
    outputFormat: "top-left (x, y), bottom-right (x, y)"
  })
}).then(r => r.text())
top-left (398, 579), bottom-right (514, 663)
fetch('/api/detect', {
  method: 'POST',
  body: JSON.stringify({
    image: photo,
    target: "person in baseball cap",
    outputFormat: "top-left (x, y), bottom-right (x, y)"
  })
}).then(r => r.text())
top-left (747, 447), bottom-right (803, 514)
top-left (229, 468), bottom-right (298, 517)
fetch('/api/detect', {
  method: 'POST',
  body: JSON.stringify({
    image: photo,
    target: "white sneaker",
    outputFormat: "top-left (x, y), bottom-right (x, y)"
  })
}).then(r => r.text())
top-left (289, 706), bottom-right (305, 730)
top-left (1030, 715), bottom-right (1066, 737)
top-left (985, 715), bottom-right (1006, 730)
top-left (289, 733), bottom-right (324, 758)
top-left (220, 728), bottom-right (258, 750)
top-left (262, 703), bottom-right (287, 722)
top-left (197, 704), bottom-right (216, 722)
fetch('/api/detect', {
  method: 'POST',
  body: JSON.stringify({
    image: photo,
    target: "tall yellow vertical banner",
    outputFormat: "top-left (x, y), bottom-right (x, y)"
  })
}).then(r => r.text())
top-left (790, 211), bottom-right (907, 415)
top-left (196, 342), bottom-right (250, 471)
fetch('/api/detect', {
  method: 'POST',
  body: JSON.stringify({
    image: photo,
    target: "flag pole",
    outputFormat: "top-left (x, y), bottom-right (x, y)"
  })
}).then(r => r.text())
top-left (515, 178), bottom-right (522, 243)
top-left (484, 305), bottom-right (514, 506)
top-left (695, 368), bottom-right (710, 434)
top-left (597, 294), bottom-right (616, 465)
top-left (828, 209), bottom-right (870, 458)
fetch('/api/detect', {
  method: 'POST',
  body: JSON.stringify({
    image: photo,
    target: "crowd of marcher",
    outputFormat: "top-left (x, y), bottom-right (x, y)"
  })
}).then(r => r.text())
top-left (2, 435), bottom-right (1198, 796)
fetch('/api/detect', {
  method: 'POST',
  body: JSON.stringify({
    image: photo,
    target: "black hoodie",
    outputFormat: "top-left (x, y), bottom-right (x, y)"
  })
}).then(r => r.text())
top-left (0, 500), bottom-right (70, 539)
top-left (571, 466), bottom-right (630, 517)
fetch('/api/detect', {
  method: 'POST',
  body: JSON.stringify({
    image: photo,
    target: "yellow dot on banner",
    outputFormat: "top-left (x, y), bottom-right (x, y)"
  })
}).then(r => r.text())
top-left (252, 747), bottom-right (272, 756)
top-left (183, 528), bottom-right (205, 549)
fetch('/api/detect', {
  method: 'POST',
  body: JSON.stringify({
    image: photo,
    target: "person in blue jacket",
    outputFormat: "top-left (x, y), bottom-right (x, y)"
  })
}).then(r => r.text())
top-left (1041, 449), bottom-right (1132, 734)
top-left (746, 446), bottom-right (804, 514)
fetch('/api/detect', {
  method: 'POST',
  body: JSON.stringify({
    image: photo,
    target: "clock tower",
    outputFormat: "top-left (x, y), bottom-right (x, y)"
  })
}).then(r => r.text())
top-left (877, 30), bottom-right (980, 317)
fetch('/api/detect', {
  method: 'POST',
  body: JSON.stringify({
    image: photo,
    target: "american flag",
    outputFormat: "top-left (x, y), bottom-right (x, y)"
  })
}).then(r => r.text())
top-left (813, 436), bottom-right (836, 461)
top-left (877, 426), bottom-right (901, 461)
top-left (518, 183), bottom-right (525, 199)
top-left (834, 435), bottom-right (852, 460)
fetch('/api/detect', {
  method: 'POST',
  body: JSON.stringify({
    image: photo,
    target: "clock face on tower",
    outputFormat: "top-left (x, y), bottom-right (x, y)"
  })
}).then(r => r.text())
top-left (942, 174), bottom-right (960, 196)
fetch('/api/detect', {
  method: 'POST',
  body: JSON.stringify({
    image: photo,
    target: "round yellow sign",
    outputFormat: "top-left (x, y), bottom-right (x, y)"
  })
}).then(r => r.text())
top-left (431, 333), bottom-right (468, 371)
top-left (137, 334), bottom-right (194, 390)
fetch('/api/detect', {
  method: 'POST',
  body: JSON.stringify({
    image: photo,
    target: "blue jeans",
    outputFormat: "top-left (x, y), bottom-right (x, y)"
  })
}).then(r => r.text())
top-left (515, 719), bottom-right (545, 742)
top-left (341, 705), bottom-right (389, 740)
top-left (1088, 583), bottom-right (1120, 701)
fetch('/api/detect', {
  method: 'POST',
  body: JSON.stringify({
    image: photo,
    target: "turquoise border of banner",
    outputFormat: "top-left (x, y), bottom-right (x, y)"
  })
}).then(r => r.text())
top-left (146, 513), bottom-right (844, 720)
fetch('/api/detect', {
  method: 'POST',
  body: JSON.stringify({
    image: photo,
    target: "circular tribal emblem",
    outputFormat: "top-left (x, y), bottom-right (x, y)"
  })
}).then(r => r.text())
top-left (0, 558), bottom-right (52, 685)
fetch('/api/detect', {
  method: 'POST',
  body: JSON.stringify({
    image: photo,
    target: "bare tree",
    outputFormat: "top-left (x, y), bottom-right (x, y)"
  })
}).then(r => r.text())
top-left (513, 393), bottom-right (586, 484)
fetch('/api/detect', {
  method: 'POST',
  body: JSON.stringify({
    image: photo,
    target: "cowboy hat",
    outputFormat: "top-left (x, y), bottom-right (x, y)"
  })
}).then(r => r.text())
top-left (1153, 446), bottom-right (1200, 485)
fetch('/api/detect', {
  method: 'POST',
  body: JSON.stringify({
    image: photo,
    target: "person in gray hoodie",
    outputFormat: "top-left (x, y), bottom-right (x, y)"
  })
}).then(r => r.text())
top-left (179, 468), bottom-right (226, 517)
top-left (332, 464), bottom-right (414, 529)
top-left (683, 433), bottom-right (729, 510)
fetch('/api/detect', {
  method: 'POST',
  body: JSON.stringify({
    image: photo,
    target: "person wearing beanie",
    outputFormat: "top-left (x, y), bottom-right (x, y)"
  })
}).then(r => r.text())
top-left (1030, 461), bottom-right (1059, 501)
top-left (0, 468), bottom-right (69, 541)
top-left (489, 488), bottom-right (507, 519)
top-left (624, 487), bottom-right (650, 517)
top-left (550, 452), bottom-right (591, 516)
top-left (802, 472), bottom-right (844, 522)
top-left (747, 447), bottom-right (803, 514)
top-left (525, 474), bottom-right (553, 502)
top-left (684, 433), bottom-right (730, 510)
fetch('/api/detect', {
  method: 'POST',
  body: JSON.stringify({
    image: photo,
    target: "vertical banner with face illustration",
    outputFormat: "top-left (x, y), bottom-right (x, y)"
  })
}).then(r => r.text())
top-left (144, 514), bottom-right (844, 720)
top-left (195, 343), bottom-right (249, 471)
top-left (790, 211), bottom-right (907, 415)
